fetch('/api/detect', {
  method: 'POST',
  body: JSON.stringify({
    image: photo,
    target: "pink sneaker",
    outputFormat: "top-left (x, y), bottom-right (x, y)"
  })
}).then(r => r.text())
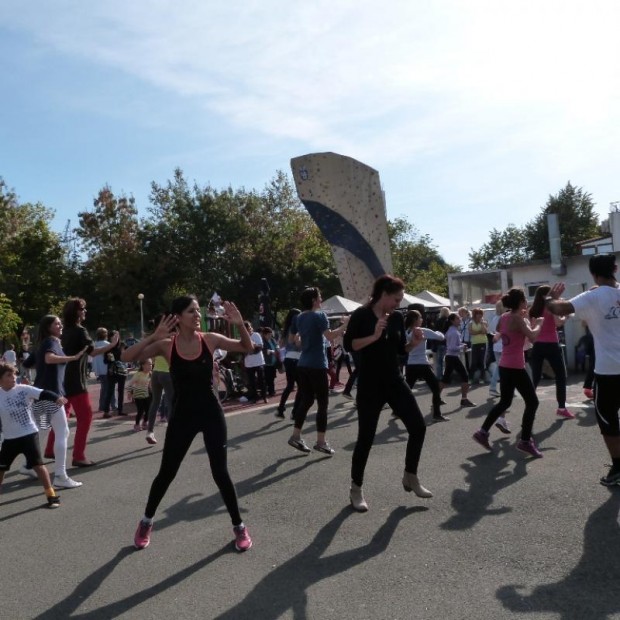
top-left (134, 520), bottom-right (153, 549)
top-left (517, 438), bottom-right (543, 458)
top-left (233, 525), bottom-right (252, 552)
top-left (583, 388), bottom-right (594, 400)
top-left (473, 429), bottom-right (492, 451)
top-left (556, 408), bottom-right (575, 419)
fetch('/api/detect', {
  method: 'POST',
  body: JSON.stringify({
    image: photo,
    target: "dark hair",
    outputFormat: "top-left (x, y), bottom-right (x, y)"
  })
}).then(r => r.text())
top-left (369, 274), bottom-right (405, 305)
top-left (405, 309), bottom-right (422, 329)
top-left (62, 298), bottom-right (86, 327)
top-left (589, 253), bottom-right (616, 279)
top-left (170, 295), bottom-right (198, 316)
top-left (448, 312), bottom-right (459, 325)
top-left (0, 362), bottom-right (17, 378)
top-left (300, 287), bottom-right (320, 311)
top-left (282, 308), bottom-right (301, 336)
top-left (529, 285), bottom-right (551, 319)
top-left (37, 315), bottom-right (58, 342)
top-left (501, 288), bottom-right (526, 311)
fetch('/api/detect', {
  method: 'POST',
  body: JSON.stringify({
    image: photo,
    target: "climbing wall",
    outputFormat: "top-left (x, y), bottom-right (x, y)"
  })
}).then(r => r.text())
top-left (290, 152), bottom-right (394, 303)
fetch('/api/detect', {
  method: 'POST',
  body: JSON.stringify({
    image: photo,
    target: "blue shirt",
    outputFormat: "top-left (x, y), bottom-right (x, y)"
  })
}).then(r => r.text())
top-left (293, 311), bottom-right (329, 369)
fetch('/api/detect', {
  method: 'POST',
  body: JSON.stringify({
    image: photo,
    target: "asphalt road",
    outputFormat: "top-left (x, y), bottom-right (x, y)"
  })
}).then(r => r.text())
top-left (2, 375), bottom-right (619, 620)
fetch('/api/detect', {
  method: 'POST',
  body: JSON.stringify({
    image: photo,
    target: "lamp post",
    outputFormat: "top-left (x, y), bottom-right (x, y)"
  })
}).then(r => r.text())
top-left (137, 293), bottom-right (144, 338)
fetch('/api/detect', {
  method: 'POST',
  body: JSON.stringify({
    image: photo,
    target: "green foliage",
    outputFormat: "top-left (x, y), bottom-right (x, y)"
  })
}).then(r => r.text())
top-left (389, 217), bottom-right (457, 295)
top-left (0, 293), bottom-right (21, 340)
top-left (468, 182), bottom-right (600, 269)
top-left (2, 171), bottom-right (452, 330)
top-left (0, 178), bottom-right (70, 328)
top-left (524, 182), bottom-right (599, 259)
top-left (468, 225), bottom-right (529, 270)
top-left (74, 186), bottom-right (146, 330)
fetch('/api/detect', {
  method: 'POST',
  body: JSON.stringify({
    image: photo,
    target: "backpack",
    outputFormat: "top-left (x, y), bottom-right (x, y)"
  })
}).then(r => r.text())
top-left (106, 353), bottom-right (128, 377)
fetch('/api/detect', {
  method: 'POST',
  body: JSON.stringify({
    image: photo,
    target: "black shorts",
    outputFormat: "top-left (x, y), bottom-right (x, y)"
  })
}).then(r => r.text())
top-left (0, 432), bottom-right (43, 470)
top-left (594, 374), bottom-right (620, 437)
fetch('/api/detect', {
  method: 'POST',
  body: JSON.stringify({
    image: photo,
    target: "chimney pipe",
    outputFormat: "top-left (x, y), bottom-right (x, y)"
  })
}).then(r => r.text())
top-left (547, 213), bottom-right (566, 275)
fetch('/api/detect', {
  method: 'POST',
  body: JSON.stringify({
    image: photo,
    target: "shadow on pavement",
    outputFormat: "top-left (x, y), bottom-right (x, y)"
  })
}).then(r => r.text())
top-left (215, 505), bottom-right (425, 620)
top-left (497, 489), bottom-right (620, 619)
top-left (441, 420), bottom-right (563, 531)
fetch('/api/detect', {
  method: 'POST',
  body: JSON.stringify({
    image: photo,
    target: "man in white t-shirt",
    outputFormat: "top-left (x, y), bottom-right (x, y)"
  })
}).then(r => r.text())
top-left (546, 254), bottom-right (620, 486)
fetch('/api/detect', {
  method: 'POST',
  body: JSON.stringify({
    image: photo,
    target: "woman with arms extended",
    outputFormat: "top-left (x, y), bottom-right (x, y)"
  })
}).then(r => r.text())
top-left (21, 314), bottom-right (88, 488)
top-left (528, 285), bottom-right (574, 419)
top-left (344, 275), bottom-right (432, 512)
top-left (122, 295), bottom-right (254, 552)
top-left (472, 288), bottom-right (544, 457)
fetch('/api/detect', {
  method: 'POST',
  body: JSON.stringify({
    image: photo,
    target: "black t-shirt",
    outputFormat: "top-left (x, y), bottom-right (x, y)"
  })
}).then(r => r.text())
top-left (343, 306), bottom-right (406, 382)
top-left (61, 325), bottom-right (94, 396)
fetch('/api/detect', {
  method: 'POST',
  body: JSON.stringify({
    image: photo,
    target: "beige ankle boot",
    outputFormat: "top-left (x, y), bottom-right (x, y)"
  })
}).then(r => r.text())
top-left (402, 471), bottom-right (433, 498)
top-left (350, 482), bottom-right (369, 512)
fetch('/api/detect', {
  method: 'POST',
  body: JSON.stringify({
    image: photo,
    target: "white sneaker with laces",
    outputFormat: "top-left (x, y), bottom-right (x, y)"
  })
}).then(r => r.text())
top-left (19, 465), bottom-right (38, 479)
top-left (54, 475), bottom-right (83, 489)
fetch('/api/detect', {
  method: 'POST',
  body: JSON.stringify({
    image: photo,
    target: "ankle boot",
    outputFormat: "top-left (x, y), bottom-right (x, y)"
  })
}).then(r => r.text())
top-left (402, 471), bottom-right (433, 498)
top-left (349, 482), bottom-right (369, 512)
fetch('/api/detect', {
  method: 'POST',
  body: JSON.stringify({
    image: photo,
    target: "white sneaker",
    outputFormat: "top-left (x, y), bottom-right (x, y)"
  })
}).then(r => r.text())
top-left (18, 465), bottom-right (38, 479)
top-left (54, 475), bottom-right (83, 489)
top-left (146, 432), bottom-right (157, 445)
top-left (239, 396), bottom-right (249, 403)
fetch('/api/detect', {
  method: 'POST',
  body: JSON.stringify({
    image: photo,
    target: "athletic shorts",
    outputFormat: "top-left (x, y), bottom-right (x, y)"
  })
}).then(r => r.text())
top-left (593, 374), bottom-right (620, 437)
top-left (0, 432), bottom-right (43, 470)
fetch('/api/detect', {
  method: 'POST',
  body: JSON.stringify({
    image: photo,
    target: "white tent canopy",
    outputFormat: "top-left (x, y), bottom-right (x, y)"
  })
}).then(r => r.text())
top-left (321, 295), bottom-right (362, 315)
top-left (413, 290), bottom-right (451, 307)
top-left (398, 293), bottom-right (432, 309)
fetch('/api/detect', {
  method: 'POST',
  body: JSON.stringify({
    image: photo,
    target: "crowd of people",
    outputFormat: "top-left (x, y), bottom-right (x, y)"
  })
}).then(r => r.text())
top-left (1, 253), bottom-right (619, 552)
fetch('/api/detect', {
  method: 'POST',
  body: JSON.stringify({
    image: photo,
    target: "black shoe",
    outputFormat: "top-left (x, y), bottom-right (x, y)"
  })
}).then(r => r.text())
top-left (72, 459), bottom-right (96, 468)
top-left (432, 414), bottom-right (449, 423)
top-left (600, 469), bottom-right (620, 486)
top-left (275, 410), bottom-right (285, 419)
top-left (439, 399), bottom-right (447, 406)
top-left (102, 413), bottom-right (113, 419)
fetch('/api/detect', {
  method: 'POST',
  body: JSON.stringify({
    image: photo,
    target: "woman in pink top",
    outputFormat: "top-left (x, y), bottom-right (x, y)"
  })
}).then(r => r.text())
top-left (529, 285), bottom-right (573, 419)
top-left (472, 288), bottom-right (544, 457)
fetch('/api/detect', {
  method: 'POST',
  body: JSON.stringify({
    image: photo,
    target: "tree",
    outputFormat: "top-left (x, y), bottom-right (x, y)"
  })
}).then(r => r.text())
top-left (0, 293), bottom-right (21, 341)
top-left (468, 225), bottom-right (529, 270)
top-left (0, 178), bottom-right (70, 328)
top-left (524, 182), bottom-right (599, 259)
top-left (389, 217), bottom-right (458, 295)
top-left (75, 185), bottom-right (146, 328)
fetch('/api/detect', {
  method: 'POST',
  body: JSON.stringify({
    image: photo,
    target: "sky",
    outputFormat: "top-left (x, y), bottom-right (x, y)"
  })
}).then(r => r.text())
top-left (1, 0), bottom-right (620, 269)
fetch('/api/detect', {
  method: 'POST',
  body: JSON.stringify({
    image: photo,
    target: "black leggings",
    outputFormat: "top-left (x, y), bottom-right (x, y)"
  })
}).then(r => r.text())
top-left (530, 342), bottom-right (567, 408)
top-left (405, 364), bottom-right (441, 416)
top-left (481, 367), bottom-right (539, 440)
top-left (144, 400), bottom-right (242, 525)
top-left (294, 367), bottom-right (329, 433)
top-left (351, 378), bottom-right (426, 487)
top-left (278, 357), bottom-right (300, 414)
top-left (469, 343), bottom-right (486, 381)
top-left (134, 397), bottom-right (152, 426)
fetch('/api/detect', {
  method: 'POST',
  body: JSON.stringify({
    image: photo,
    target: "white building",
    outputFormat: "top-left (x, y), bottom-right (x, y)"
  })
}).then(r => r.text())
top-left (447, 206), bottom-right (620, 370)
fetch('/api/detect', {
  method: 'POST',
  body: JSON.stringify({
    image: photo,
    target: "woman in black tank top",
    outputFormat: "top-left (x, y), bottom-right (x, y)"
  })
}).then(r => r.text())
top-left (122, 295), bottom-right (255, 552)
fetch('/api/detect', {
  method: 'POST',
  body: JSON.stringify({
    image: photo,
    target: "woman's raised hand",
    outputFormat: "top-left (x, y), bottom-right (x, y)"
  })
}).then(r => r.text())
top-left (221, 301), bottom-right (243, 325)
top-left (154, 314), bottom-right (178, 339)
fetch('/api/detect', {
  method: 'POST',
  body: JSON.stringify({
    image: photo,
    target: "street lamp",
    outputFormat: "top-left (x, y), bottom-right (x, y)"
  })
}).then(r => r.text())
top-left (137, 293), bottom-right (144, 338)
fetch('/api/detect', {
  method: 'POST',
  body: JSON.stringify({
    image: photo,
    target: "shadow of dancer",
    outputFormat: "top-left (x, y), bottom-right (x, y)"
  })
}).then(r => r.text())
top-left (497, 490), bottom-right (620, 619)
top-left (216, 505), bottom-right (425, 619)
top-left (34, 545), bottom-right (231, 620)
top-left (443, 420), bottom-right (563, 531)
